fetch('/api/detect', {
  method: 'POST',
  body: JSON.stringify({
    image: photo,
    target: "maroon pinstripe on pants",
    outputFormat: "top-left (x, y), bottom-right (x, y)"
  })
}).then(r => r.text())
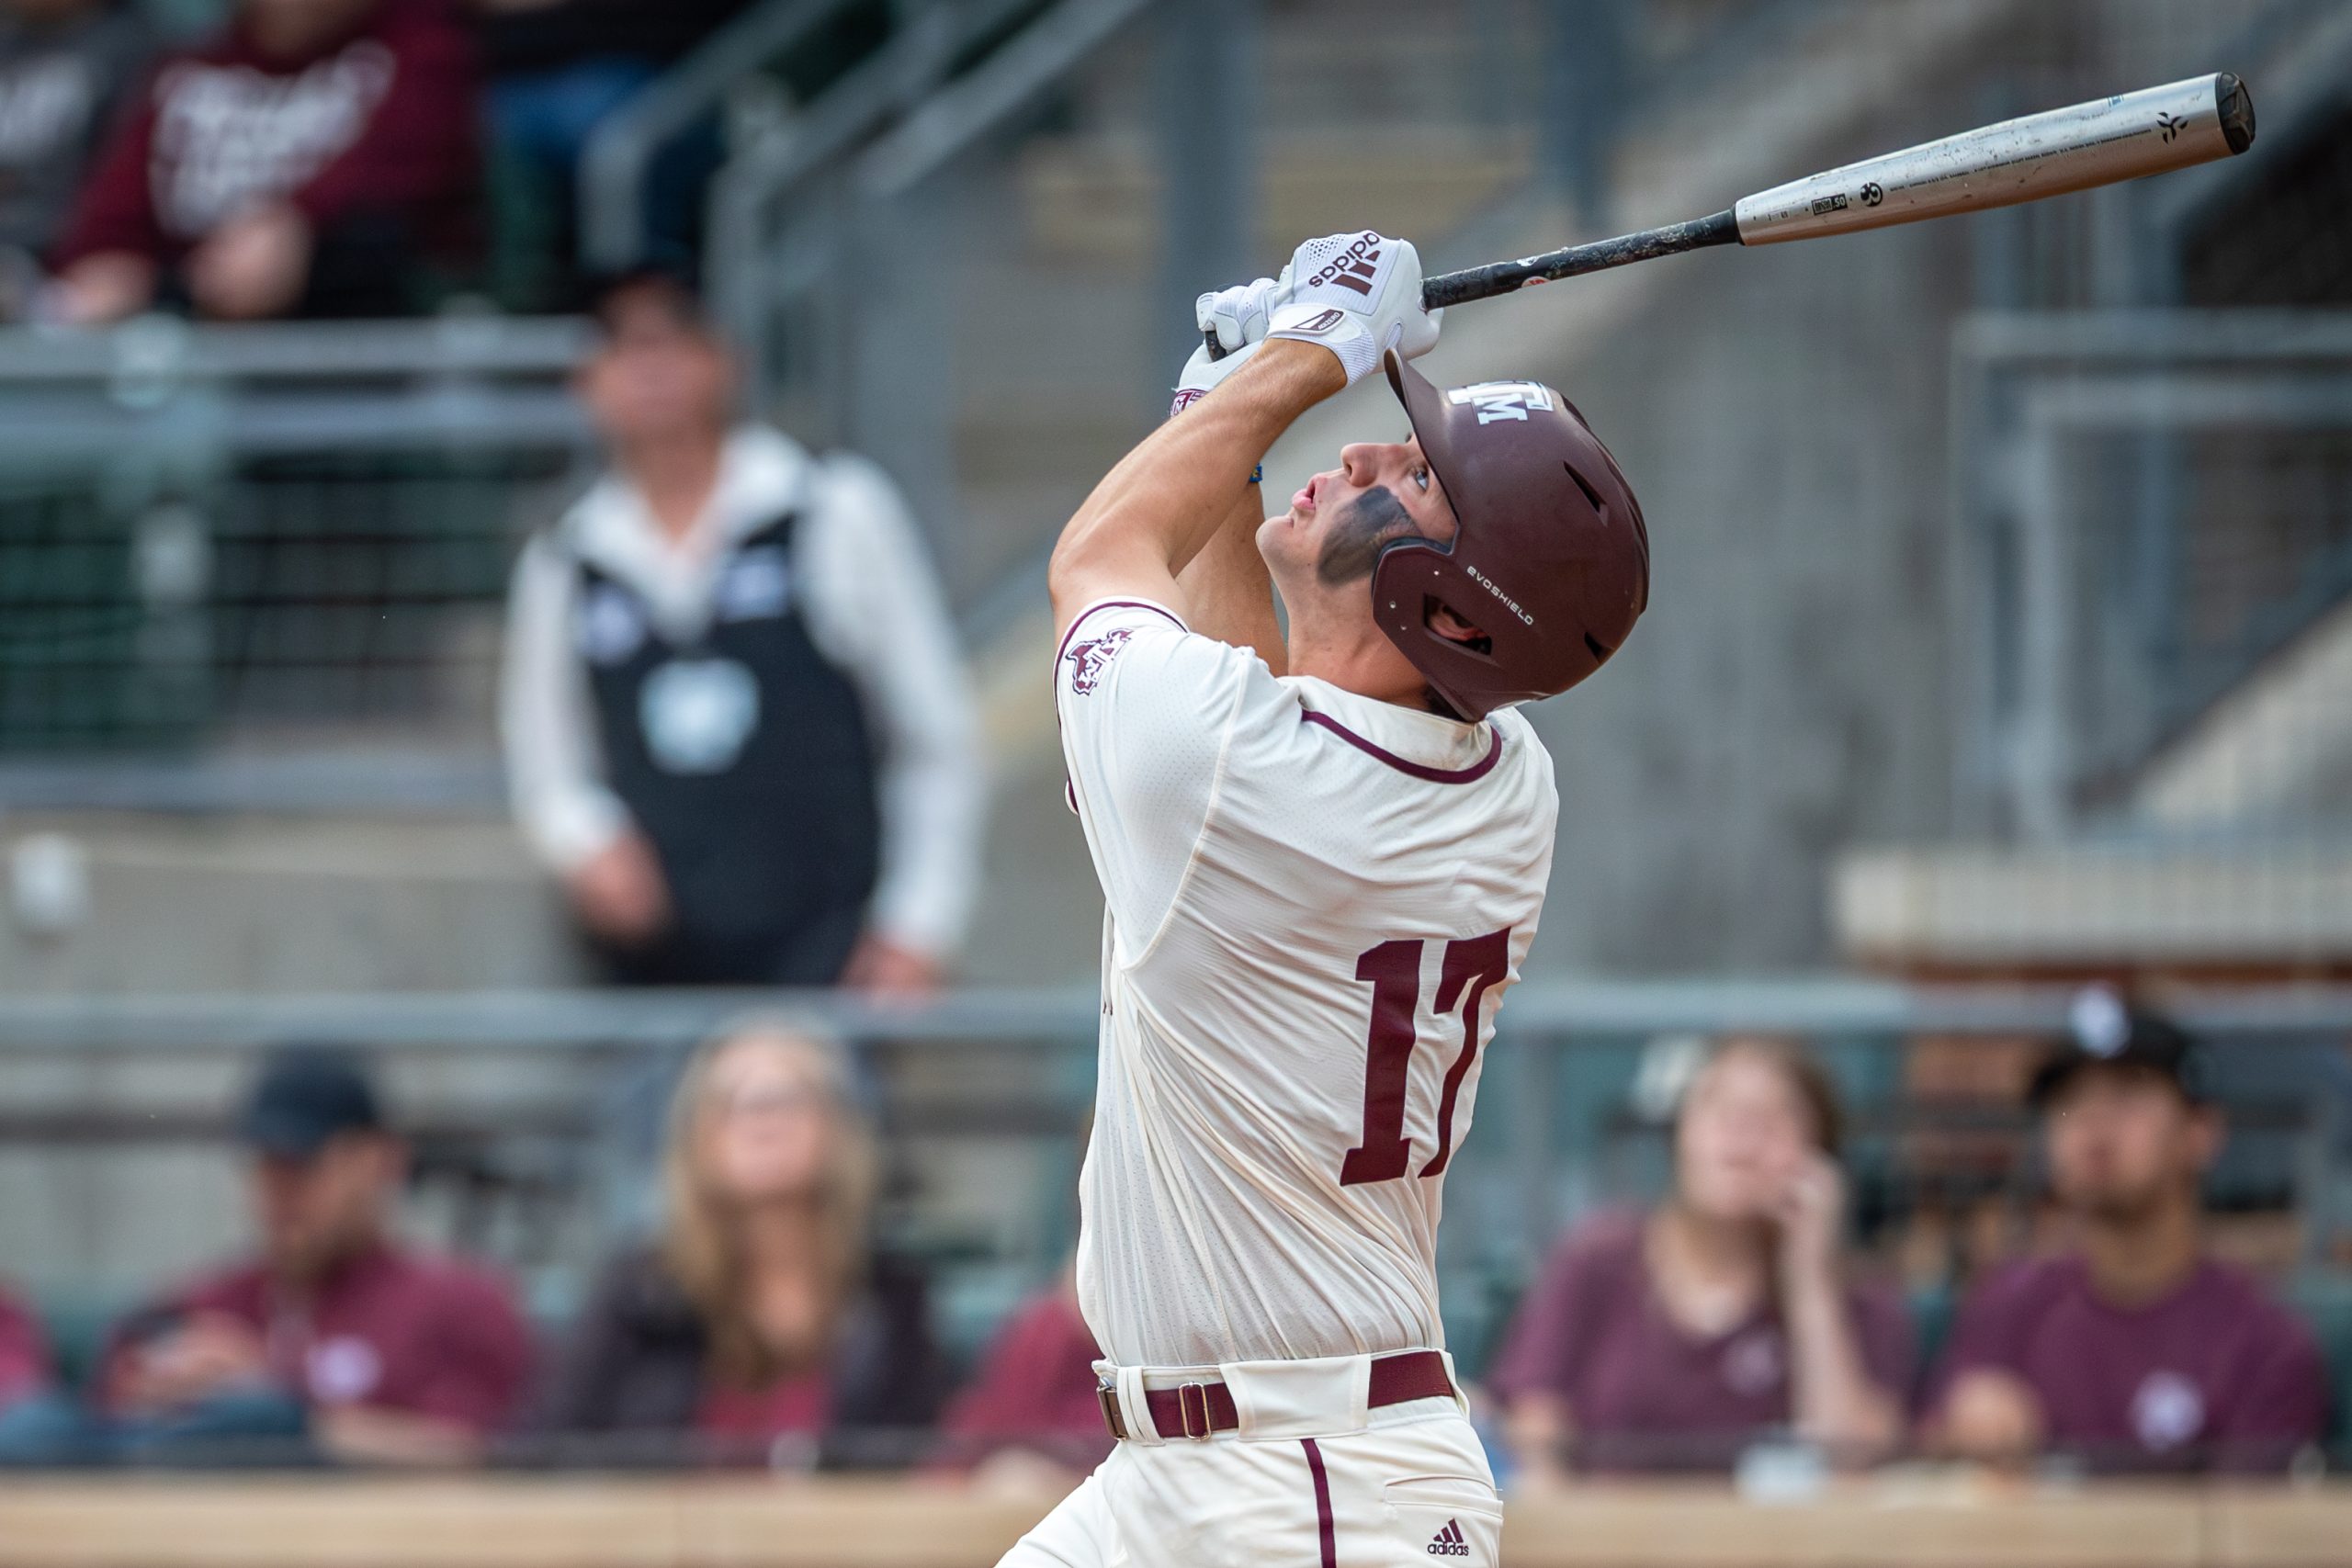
top-left (1301, 1438), bottom-right (1338, 1568)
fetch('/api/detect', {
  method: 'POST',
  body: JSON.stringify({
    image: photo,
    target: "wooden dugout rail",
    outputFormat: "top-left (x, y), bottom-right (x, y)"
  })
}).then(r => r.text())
top-left (0, 1479), bottom-right (2348, 1568)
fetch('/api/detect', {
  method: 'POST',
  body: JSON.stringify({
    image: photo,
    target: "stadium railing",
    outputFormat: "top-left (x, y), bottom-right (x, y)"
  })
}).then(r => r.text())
top-left (1948, 310), bottom-right (2352, 840)
top-left (4, 1472), bottom-right (2347, 1567)
top-left (692, 0), bottom-right (1839, 484)
top-left (0, 317), bottom-right (592, 808)
top-left (4, 979), bottom-right (2346, 1427)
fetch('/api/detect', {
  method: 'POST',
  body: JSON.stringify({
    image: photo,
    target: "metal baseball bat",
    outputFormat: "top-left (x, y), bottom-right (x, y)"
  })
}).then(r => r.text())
top-left (1417, 72), bottom-right (2256, 309)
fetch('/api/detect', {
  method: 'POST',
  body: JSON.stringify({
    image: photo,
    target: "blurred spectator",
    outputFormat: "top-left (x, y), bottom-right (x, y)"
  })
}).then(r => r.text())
top-left (502, 268), bottom-right (981, 993)
top-left (934, 1268), bottom-right (1108, 1491)
top-left (0, 1281), bottom-right (62, 1464)
top-left (1488, 1037), bottom-right (1911, 1477)
top-left (46, 0), bottom-right (479, 322)
top-left (472, 0), bottom-right (751, 302)
top-left (0, 0), bottom-right (151, 317)
top-left (0, 1282), bottom-right (50, 1411)
top-left (535, 1022), bottom-right (949, 1465)
top-left (96, 1046), bottom-right (530, 1465)
top-left (1926, 990), bottom-right (2326, 1472)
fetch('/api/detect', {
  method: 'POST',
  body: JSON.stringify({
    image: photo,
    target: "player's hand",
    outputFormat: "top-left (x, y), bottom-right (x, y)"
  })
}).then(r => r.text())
top-left (1170, 272), bottom-right (1287, 416)
top-left (1263, 231), bottom-right (1442, 387)
top-left (1201, 272), bottom-right (1288, 355)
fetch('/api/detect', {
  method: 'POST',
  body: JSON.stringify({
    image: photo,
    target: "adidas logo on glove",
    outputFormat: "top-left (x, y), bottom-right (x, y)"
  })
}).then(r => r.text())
top-left (1305, 232), bottom-right (1384, 295)
top-left (1426, 1520), bottom-right (1470, 1558)
top-left (1261, 228), bottom-right (1441, 389)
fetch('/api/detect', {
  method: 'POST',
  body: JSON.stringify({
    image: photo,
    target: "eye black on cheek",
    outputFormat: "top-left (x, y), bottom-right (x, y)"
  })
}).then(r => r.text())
top-left (1315, 485), bottom-right (1418, 586)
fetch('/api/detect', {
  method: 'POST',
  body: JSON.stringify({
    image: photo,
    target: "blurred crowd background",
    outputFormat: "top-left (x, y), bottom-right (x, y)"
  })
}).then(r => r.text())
top-left (0, 0), bottom-right (2349, 1495)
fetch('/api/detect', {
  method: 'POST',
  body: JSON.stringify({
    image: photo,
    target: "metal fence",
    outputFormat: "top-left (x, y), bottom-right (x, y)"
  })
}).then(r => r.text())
top-left (4, 981), bottom-right (2346, 1375)
top-left (0, 320), bottom-right (592, 798)
top-left (1949, 311), bottom-right (2352, 840)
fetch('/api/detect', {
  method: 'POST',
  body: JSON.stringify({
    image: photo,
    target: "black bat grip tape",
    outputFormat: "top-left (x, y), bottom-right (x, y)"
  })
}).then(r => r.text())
top-left (1201, 210), bottom-right (1738, 359)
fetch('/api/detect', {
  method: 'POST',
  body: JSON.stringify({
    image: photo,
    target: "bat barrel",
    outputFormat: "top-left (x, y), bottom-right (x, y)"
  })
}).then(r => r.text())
top-left (1733, 73), bottom-right (2256, 246)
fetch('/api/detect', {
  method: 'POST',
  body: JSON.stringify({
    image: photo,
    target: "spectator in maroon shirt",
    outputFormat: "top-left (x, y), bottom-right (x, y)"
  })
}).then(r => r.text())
top-left (1487, 1037), bottom-right (1912, 1477)
top-left (934, 1269), bottom-right (1109, 1492)
top-left (0, 1281), bottom-right (71, 1465)
top-left (0, 0), bottom-right (154, 317)
top-left (535, 1022), bottom-right (948, 1467)
top-left (0, 1283), bottom-right (50, 1411)
top-left (100, 1045), bottom-right (530, 1466)
top-left (45, 0), bottom-right (477, 321)
top-left (1926, 990), bottom-right (2327, 1472)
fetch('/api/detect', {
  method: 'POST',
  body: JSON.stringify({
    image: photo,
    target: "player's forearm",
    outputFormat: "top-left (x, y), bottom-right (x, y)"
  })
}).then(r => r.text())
top-left (1174, 491), bottom-right (1285, 671)
top-left (1049, 343), bottom-right (1343, 623)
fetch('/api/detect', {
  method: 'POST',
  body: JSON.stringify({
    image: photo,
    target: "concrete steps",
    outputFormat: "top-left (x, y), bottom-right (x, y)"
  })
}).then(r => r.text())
top-left (1014, 129), bottom-right (1532, 269)
top-left (2136, 596), bottom-right (2352, 833)
top-left (0, 813), bottom-right (582, 994)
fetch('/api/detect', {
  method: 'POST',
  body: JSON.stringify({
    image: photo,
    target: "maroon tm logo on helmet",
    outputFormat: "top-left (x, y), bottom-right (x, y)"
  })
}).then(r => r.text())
top-left (1372, 352), bottom-right (1649, 720)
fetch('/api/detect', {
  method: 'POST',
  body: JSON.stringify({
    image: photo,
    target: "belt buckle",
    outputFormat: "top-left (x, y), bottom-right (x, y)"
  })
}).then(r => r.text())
top-left (1096, 1375), bottom-right (1129, 1441)
top-left (1176, 1381), bottom-right (1213, 1440)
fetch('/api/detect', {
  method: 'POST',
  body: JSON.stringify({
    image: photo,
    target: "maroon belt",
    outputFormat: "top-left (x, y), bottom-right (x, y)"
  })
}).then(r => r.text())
top-left (1097, 1350), bottom-right (1456, 1441)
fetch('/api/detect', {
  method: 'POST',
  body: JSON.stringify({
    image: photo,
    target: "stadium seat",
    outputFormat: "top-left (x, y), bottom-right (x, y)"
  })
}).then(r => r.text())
top-left (31, 1291), bottom-right (125, 1398)
top-left (2285, 1271), bottom-right (2352, 1453)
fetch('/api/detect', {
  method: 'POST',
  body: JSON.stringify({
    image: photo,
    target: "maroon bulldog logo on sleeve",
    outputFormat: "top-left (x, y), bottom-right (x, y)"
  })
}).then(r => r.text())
top-left (1063, 626), bottom-right (1134, 695)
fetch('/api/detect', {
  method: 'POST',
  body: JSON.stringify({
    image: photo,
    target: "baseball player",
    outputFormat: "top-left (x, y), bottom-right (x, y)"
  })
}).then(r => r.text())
top-left (1009, 229), bottom-right (1647, 1568)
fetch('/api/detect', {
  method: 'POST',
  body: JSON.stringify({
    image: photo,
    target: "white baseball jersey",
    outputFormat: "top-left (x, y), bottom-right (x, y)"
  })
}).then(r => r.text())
top-left (1055, 598), bottom-right (1558, 1369)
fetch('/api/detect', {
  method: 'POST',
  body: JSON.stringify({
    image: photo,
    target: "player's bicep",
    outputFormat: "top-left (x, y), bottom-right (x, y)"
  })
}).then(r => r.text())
top-left (1048, 541), bottom-right (1189, 646)
top-left (1054, 602), bottom-right (1243, 942)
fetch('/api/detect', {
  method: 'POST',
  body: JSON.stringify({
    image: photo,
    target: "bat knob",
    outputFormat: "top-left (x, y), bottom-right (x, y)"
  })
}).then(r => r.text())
top-left (2215, 72), bottom-right (2256, 154)
top-left (1202, 327), bottom-right (1227, 363)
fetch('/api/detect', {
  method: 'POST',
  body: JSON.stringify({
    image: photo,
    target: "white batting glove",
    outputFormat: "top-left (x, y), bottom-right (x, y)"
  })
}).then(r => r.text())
top-left (1200, 272), bottom-right (1287, 355)
top-left (1170, 272), bottom-right (1288, 417)
top-left (1263, 231), bottom-right (1441, 387)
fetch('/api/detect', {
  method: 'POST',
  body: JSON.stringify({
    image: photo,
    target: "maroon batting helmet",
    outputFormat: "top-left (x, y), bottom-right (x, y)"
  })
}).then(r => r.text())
top-left (1374, 352), bottom-right (1648, 719)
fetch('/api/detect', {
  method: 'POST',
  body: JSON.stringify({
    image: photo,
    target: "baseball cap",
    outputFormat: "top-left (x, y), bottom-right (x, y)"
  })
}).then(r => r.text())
top-left (2028, 987), bottom-right (2208, 1107)
top-left (582, 256), bottom-right (708, 333)
top-left (236, 1045), bottom-right (385, 1158)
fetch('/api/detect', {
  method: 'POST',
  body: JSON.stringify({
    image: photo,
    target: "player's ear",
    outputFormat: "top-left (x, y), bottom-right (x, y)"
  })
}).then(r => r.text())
top-left (1427, 601), bottom-right (1490, 653)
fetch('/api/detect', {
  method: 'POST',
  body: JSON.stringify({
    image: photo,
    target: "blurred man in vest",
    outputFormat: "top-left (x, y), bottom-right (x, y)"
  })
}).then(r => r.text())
top-left (503, 268), bottom-right (981, 991)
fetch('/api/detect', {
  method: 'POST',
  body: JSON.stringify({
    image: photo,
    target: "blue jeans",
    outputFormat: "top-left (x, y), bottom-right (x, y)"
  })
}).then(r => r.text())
top-left (0, 1393), bottom-right (107, 1465)
top-left (489, 56), bottom-right (716, 276)
top-left (491, 58), bottom-right (660, 174)
top-left (0, 1390), bottom-right (312, 1468)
